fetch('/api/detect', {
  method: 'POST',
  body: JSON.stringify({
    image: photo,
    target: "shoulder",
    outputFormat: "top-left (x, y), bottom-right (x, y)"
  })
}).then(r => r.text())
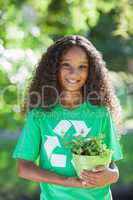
top-left (86, 101), bottom-right (110, 117)
top-left (27, 107), bottom-right (47, 121)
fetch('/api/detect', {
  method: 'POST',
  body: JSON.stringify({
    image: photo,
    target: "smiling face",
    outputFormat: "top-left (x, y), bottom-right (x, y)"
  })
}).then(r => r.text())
top-left (58, 46), bottom-right (89, 94)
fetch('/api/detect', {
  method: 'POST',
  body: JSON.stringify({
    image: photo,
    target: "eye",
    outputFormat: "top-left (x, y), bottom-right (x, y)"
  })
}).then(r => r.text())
top-left (61, 63), bottom-right (69, 67)
top-left (61, 63), bottom-right (71, 69)
top-left (79, 65), bottom-right (88, 69)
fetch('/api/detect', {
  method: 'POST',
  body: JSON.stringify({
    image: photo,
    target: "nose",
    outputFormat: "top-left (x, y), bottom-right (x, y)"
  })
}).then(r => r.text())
top-left (70, 67), bottom-right (80, 77)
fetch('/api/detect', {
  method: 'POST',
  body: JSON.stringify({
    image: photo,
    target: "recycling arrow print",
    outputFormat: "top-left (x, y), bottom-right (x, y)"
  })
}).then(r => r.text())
top-left (44, 136), bottom-right (67, 167)
top-left (53, 120), bottom-right (92, 137)
top-left (70, 120), bottom-right (91, 137)
top-left (53, 120), bottom-right (72, 137)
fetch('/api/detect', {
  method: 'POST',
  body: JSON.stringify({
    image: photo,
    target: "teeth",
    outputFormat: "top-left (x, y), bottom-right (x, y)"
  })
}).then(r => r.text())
top-left (67, 80), bottom-right (78, 83)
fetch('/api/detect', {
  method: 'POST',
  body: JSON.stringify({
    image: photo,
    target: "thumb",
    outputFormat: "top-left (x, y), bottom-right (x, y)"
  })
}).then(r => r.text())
top-left (94, 165), bottom-right (105, 172)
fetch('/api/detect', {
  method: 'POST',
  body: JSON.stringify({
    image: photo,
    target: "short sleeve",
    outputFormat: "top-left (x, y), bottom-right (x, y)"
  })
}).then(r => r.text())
top-left (102, 107), bottom-right (123, 161)
top-left (12, 109), bottom-right (41, 162)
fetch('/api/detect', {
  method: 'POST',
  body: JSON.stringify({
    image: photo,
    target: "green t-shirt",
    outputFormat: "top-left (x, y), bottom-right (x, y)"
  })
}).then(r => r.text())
top-left (12, 101), bottom-right (123, 200)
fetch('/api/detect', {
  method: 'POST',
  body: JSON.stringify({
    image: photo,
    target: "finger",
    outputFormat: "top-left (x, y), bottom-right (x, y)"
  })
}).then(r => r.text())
top-left (81, 176), bottom-right (97, 184)
top-left (83, 179), bottom-right (97, 185)
top-left (95, 165), bottom-right (106, 171)
top-left (81, 171), bottom-right (101, 179)
top-left (81, 174), bottom-right (98, 180)
top-left (82, 169), bottom-right (91, 173)
top-left (82, 180), bottom-right (97, 188)
top-left (81, 170), bottom-right (97, 176)
top-left (82, 169), bottom-right (104, 175)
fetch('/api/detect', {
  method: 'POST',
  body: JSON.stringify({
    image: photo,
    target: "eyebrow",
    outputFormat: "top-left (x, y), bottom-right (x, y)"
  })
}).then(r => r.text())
top-left (60, 59), bottom-right (88, 64)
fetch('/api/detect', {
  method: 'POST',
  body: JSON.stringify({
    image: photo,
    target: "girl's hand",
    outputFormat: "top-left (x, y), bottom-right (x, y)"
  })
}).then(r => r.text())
top-left (65, 177), bottom-right (98, 188)
top-left (80, 165), bottom-right (119, 188)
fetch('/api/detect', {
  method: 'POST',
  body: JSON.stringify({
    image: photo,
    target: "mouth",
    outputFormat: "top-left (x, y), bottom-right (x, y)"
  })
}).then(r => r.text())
top-left (66, 79), bottom-right (80, 84)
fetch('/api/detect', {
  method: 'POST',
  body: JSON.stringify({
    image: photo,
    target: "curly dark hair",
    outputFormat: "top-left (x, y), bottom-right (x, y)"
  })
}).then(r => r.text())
top-left (22, 35), bottom-right (123, 137)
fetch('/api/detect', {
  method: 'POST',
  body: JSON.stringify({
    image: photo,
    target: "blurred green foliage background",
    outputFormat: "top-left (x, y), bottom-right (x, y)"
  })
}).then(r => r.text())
top-left (0, 0), bottom-right (133, 199)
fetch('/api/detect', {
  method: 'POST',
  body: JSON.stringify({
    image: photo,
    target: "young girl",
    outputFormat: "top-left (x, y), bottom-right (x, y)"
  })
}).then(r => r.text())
top-left (12, 35), bottom-right (123, 200)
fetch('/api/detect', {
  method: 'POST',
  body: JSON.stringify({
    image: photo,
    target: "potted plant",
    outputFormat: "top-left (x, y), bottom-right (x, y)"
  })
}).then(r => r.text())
top-left (63, 136), bottom-right (113, 178)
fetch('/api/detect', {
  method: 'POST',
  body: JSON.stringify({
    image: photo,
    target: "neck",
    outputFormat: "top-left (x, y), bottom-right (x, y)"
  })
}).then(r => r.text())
top-left (59, 90), bottom-right (83, 108)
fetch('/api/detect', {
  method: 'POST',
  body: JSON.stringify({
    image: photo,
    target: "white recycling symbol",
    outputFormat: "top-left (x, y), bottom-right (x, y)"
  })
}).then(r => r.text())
top-left (44, 120), bottom-right (92, 168)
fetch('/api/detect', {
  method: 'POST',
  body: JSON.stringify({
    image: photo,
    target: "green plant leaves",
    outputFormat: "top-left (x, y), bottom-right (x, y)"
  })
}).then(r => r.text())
top-left (63, 135), bottom-right (111, 156)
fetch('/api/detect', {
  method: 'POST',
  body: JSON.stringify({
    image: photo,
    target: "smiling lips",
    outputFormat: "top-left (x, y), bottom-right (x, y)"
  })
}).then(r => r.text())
top-left (66, 79), bottom-right (80, 84)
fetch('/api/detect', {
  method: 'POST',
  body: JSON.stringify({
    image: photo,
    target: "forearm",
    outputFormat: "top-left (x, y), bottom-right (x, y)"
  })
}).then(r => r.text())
top-left (17, 160), bottom-right (70, 187)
